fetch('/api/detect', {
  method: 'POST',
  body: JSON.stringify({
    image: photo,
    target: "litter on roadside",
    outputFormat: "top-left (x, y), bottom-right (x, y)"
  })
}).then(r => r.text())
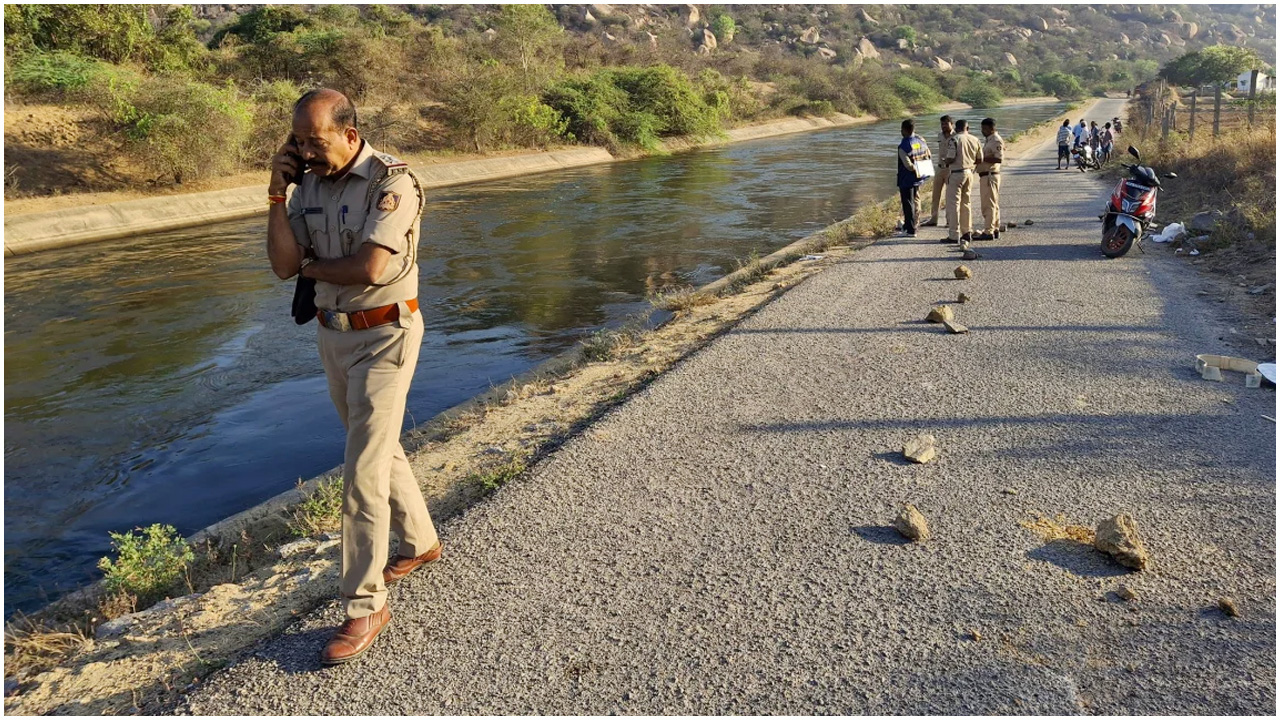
top-left (1150, 222), bottom-right (1184, 243)
top-left (1195, 354), bottom-right (1266, 387)
top-left (800, 254), bottom-right (825, 261)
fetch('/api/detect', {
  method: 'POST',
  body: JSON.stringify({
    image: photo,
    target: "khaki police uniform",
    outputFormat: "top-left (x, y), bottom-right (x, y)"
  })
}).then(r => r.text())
top-left (943, 132), bottom-right (983, 240)
top-left (977, 131), bottom-right (1005, 235)
top-left (287, 141), bottom-right (437, 620)
top-left (929, 128), bottom-right (953, 223)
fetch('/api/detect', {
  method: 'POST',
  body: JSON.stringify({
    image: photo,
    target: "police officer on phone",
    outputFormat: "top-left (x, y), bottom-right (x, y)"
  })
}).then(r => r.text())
top-left (267, 88), bottom-right (439, 665)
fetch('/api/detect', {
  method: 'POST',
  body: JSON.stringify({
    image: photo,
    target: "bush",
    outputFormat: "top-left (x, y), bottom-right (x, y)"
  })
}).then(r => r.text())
top-left (854, 74), bottom-right (907, 117)
top-left (955, 77), bottom-right (1004, 109)
top-left (710, 14), bottom-right (736, 45)
top-left (893, 75), bottom-right (945, 111)
top-left (246, 79), bottom-right (306, 165)
top-left (89, 75), bottom-right (252, 182)
top-left (6, 51), bottom-right (105, 96)
top-left (97, 524), bottom-right (194, 603)
top-left (1035, 71), bottom-right (1085, 100)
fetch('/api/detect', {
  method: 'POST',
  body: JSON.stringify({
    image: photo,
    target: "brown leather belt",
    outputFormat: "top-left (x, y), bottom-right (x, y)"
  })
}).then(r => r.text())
top-left (317, 298), bottom-right (418, 332)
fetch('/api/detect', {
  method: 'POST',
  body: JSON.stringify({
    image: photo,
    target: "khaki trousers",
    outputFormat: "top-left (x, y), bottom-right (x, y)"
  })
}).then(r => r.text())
top-left (929, 167), bottom-right (951, 221)
top-left (318, 308), bottom-right (437, 620)
top-left (980, 172), bottom-right (1001, 234)
top-left (946, 169), bottom-right (974, 240)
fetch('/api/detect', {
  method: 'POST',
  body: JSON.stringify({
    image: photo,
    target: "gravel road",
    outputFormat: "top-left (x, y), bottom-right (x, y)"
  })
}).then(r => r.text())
top-left (180, 98), bottom-right (1275, 715)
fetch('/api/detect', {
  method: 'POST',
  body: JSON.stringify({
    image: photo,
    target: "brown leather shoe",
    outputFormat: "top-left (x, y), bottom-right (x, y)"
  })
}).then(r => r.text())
top-left (382, 540), bottom-right (442, 585)
top-left (320, 604), bottom-right (390, 666)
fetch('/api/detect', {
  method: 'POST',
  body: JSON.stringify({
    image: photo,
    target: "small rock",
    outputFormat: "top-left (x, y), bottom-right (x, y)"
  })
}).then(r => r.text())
top-left (4, 677), bottom-right (19, 697)
top-left (1190, 210), bottom-right (1222, 233)
top-left (1117, 584), bottom-right (1139, 602)
top-left (322, 531), bottom-right (342, 542)
top-left (95, 615), bottom-right (136, 639)
top-left (1094, 514), bottom-right (1150, 570)
top-left (1248, 283), bottom-right (1272, 295)
top-left (1001, 487), bottom-right (1017, 495)
top-left (772, 281), bottom-right (788, 291)
top-left (1218, 597), bottom-right (1241, 617)
top-left (893, 503), bottom-right (930, 540)
top-left (278, 538), bottom-right (319, 559)
top-left (954, 265), bottom-right (973, 280)
top-left (902, 434), bottom-right (938, 464)
top-left (957, 292), bottom-right (971, 303)
top-left (943, 320), bottom-right (969, 334)
top-left (315, 538), bottom-right (341, 554)
top-left (962, 249), bottom-right (981, 261)
top-left (926, 305), bottom-right (955, 323)
top-left (969, 629), bottom-right (982, 641)
top-left (1024, 220), bottom-right (1034, 226)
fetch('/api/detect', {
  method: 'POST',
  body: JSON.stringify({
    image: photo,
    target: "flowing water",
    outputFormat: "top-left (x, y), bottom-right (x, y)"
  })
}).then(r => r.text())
top-left (3, 103), bottom-right (1067, 613)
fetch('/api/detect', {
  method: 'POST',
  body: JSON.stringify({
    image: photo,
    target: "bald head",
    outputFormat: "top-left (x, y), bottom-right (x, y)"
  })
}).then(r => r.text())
top-left (291, 88), bottom-right (361, 178)
top-left (294, 88), bottom-right (358, 131)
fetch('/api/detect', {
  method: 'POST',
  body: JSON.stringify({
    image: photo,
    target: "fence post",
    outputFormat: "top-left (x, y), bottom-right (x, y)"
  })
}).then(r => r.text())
top-left (1213, 86), bottom-right (1222, 137)
top-left (1161, 105), bottom-right (1170, 138)
top-left (1188, 89), bottom-right (1196, 140)
top-left (1248, 70), bottom-right (1258, 126)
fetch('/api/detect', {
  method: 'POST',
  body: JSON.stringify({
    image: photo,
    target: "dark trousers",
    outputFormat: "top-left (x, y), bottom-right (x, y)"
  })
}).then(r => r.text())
top-left (899, 185), bottom-right (919, 234)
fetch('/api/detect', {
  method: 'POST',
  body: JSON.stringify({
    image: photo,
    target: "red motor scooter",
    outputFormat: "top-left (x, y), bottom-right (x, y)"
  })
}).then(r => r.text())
top-left (1101, 145), bottom-right (1176, 258)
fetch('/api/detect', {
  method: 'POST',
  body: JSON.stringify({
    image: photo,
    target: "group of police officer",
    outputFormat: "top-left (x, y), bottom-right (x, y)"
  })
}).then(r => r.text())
top-left (897, 114), bottom-right (1005, 244)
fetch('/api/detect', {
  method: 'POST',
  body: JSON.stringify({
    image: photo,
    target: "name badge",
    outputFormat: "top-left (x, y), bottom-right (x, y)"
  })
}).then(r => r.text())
top-left (303, 207), bottom-right (324, 215)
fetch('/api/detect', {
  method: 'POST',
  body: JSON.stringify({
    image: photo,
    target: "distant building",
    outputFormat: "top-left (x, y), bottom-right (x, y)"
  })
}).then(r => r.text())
top-left (1236, 70), bottom-right (1276, 94)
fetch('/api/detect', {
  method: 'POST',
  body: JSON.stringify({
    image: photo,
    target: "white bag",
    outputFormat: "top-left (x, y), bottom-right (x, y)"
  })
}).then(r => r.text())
top-left (915, 158), bottom-right (935, 180)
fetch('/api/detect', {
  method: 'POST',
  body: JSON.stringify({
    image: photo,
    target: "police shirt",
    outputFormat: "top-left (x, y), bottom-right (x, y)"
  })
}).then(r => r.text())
top-left (287, 141), bottom-right (422, 312)
top-left (976, 132), bottom-right (1004, 174)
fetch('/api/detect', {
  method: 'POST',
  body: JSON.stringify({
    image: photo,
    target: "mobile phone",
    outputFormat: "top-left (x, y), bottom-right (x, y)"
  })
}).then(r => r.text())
top-left (285, 135), bottom-right (305, 185)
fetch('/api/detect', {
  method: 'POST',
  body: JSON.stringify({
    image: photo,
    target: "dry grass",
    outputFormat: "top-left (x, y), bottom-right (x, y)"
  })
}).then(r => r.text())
top-left (649, 286), bottom-right (719, 313)
top-left (1020, 514), bottom-right (1095, 544)
top-left (286, 478), bottom-right (344, 538)
top-left (4, 614), bottom-right (90, 677)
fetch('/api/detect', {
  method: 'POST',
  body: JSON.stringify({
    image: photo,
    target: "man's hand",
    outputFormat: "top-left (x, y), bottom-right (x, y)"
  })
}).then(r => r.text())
top-left (269, 138), bottom-right (301, 196)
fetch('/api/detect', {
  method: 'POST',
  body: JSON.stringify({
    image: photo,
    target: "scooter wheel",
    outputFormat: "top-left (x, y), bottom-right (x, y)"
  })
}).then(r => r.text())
top-left (1102, 224), bottom-right (1134, 258)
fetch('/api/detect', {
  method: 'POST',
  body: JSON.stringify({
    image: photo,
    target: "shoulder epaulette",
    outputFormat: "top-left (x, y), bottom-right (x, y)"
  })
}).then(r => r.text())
top-left (372, 152), bottom-right (410, 175)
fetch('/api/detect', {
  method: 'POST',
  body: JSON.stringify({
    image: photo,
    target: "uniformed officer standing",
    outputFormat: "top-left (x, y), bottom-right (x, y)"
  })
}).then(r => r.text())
top-left (266, 88), bottom-right (440, 665)
top-left (974, 117), bottom-right (1005, 241)
top-left (923, 114), bottom-right (954, 227)
top-left (941, 118), bottom-right (983, 244)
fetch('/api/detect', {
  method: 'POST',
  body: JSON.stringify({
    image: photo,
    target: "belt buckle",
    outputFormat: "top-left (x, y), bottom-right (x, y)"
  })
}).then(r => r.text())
top-left (323, 310), bottom-right (353, 332)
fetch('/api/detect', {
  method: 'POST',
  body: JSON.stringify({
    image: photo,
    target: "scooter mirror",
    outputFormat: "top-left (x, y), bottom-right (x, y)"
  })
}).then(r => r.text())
top-left (1164, 172), bottom-right (1178, 179)
top-left (1128, 146), bottom-right (1141, 160)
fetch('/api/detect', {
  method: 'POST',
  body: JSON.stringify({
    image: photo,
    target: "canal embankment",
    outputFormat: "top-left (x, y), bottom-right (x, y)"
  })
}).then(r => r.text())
top-left (2, 98), bottom-right (1060, 256)
top-left (2, 102), bottom-right (1085, 715)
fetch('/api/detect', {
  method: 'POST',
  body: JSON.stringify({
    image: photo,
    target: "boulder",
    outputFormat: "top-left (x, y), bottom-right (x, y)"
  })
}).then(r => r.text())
top-left (646, 31), bottom-right (658, 48)
top-left (858, 8), bottom-right (879, 26)
top-left (1178, 21), bottom-right (1198, 39)
top-left (482, 27), bottom-right (498, 41)
top-left (932, 56), bottom-right (952, 72)
top-left (278, 538), bottom-right (319, 559)
top-left (897, 38), bottom-right (911, 50)
top-left (1190, 210), bottom-right (1222, 233)
top-left (898, 63), bottom-right (912, 70)
top-left (1004, 52), bottom-right (1018, 67)
top-left (583, 9), bottom-right (598, 26)
top-left (857, 37), bottom-right (880, 59)
top-left (683, 4), bottom-right (699, 28)
top-left (701, 27), bottom-right (717, 51)
top-left (817, 47), bottom-right (837, 61)
top-left (893, 504), bottom-right (930, 541)
top-left (1027, 16), bottom-right (1048, 32)
top-left (926, 305), bottom-right (955, 323)
top-left (943, 320), bottom-right (969, 334)
top-left (590, 3), bottom-right (614, 18)
top-left (902, 434), bottom-right (938, 464)
top-left (1095, 514), bottom-right (1150, 570)
top-left (1166, 9), bottom-right (1183, 23)
top-left (1119, 33), bottom-right (1130, 45)
top-left (1049, 8), bottom-right (1069, 20)
top-left (1157, 32), bottom-right (1172, 45)
top-left (801, 26), bottom-right (820, 44)
top-left (954, 265), bottom-right (973, 280)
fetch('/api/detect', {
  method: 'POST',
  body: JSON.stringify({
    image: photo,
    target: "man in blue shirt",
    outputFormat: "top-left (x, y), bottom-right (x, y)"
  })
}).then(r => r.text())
top-left (897, 118), bottom-right (931, 237)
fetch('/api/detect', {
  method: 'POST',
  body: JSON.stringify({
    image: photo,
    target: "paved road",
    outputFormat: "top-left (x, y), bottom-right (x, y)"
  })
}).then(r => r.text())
top-left (181, 99), bottom-right (1275, 715)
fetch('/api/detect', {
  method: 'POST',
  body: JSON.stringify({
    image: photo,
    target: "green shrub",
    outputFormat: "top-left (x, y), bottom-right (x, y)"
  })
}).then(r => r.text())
top-left (97, 524), bottom-right (194, 603)
top-left (955, 78), bottom-right (1004, 109)
top-left (6, 51), bottom-right (105, 96)
top-left (1035, 71), bottom-right (1085, 100)
top-left (608, 65), bottom-right (722, 137)
top-left (710, 14), bottom-right (736, 45)
top-left (893, 75), bottom-right (944, 111)
top-left (501, 94), bottom-right (570, 148)
top-left (90, 75), bottom-right (252, 182)
top-left (892, 25), bottom-right (917, 44)
top-left (855, 80), bottom-right (907, 118)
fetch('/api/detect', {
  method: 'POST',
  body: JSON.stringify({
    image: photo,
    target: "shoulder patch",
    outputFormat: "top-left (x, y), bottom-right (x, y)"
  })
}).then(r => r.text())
top-left (372, 152), bottom-right (409, 173)
top-left (377, 191), bottom-right (401, 212)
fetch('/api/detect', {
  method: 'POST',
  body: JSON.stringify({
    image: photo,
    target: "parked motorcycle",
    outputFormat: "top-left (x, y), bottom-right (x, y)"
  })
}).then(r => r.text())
top-left (1100, 146), bottom-right (1177, 258)
top-left (1073, 143), bottom-right (1100, 171)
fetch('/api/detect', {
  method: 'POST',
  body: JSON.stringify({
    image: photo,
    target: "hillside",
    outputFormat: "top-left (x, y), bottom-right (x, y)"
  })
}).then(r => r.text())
top-left (4, 4), bottom-right (1275, 199)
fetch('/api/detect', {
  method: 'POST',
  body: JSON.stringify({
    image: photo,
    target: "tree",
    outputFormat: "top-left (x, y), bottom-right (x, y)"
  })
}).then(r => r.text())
top-left (1160, 45), bottom-right (1264, 87)
top-left (492, 4), bottom-right (564, 90)
top-left (892, 25), bottom-right (917, 44)
top-left (1035, 71), bottom-right (1085, 100)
